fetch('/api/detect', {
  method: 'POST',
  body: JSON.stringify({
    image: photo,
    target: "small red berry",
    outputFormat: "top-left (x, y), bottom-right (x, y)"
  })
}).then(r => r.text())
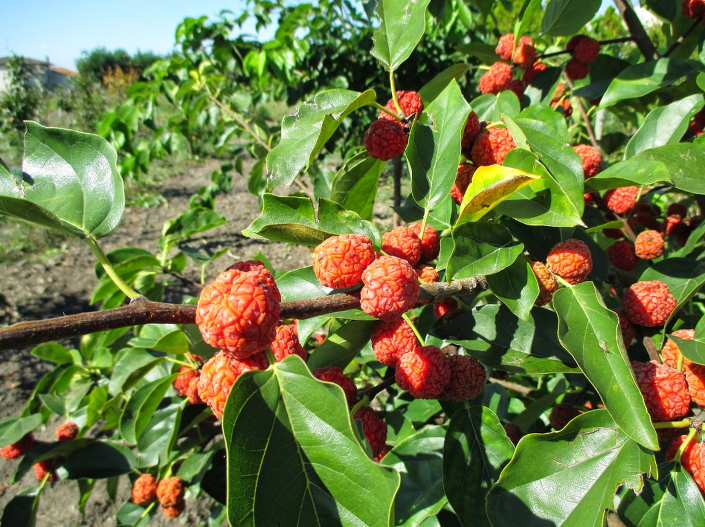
top-left (162, 501), bottom-right (186, 518)
top-left (683, 0), bottom-right (705, 18)
top-left (663, 214), bottom-right (684, 236)
top-left (479, 62), bottom-right (514, 95)
top-left (396, 345), bottom-right (451, 399)
top-left (523, 61), bottom-right (548, 84)
top-left (371, 318), bottom-right (418, 366)
top-left (55, 422), bottom-right (79, 441)
top-left (573, 144), bottom-right (602, 178)
top-left (634, 230), bottom-right (664, 260)
top-left (546, 239), bottom-right (593, 285)
top-left (382, 226), bottom-right (422, 266)
top-left (567, 35), bottom-right (601, 64)
top-left (471, 127), bottom-right (516, 167)
top-left (132, 474), bottom-right (158, 505)
top-left (271, 323), bottom-right (307, 362)
top-left (508, 79), bottom-right (526, 99)
top-left (530, 260), bottom-right (559, 306)
top-left (185, 376), bottom-right (203, 405)
top-left (433, 297), bottom-right (458, 318)
top-left (312, 365), bottom-right (357, 407)
top-left (33, 459), bottom-right (57, 482)
top-left (379, 90), bottom-right (423, 121)
top-left (462, 112), bottom-right (481, 148)
top-left (354, 407), bottom-right (388, 459)
top-left (565, 59), bottom-right (590, 80)
top-left (0, 433), bottom-right (34, 459)
top-left (157, 477), bottom-right (185, 508)
top-left (451, 162), bottom-right (476, 205)
top-left (503, 423), bottom-right (523, 445)
top-left (312, 234), bottom-right (375, 290)
top-left (495, 34), bottom-right (517, 61)
top-left (414, 264), bottom-right (439, 284)
top-left (364, 119), bottom-right (408, 161)
top-left (607, 240), bottom-right (637, 272)
top-left (604, 186), bottom-right (639, 215)
top-left (623, 280), bottom-right (677, 327)
top-left (410, 222), bottom-right (440, 263)
top-left (442, 355), bottom-right (486, 401)
top-left (360, 256), bottom-right (420, 321)
top-left (632, 360), bottom-right (691, 422)
top-left (667, 203), bottom-right (688, 217)
top-left (549, 403), bottom-right (580, 430)
top-left (512, 42), bottom-right (536, 69)
top-left (174, 365), bottom-right (200, 397)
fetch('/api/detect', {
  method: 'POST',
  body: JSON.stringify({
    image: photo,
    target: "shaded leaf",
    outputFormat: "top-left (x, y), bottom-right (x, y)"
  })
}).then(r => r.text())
top-left (0, 415), bottom-right (42, 449)
top-left (485, 259), bottom-right (539, 322)
top-left (447, 222), bottom-right (523, 280)
top-left (542, 0), bottom-right (601, 36)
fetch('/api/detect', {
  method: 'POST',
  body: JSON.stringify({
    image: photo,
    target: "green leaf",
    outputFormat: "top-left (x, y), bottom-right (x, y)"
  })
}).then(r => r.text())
top-left (552, 282), bottom-right (658, 450)
top-left (329, 152), bottom-right (384, 221)
top-left (63, 440), bottom-right (137, 479)
top-left (108, 348), bottom-right (165, 396)
top-left (0, 122), bottom-right (124, 238)
top-left (456, 43), bottom-right (500, 66)
top-left (542, 0), bottom-right (601, 36)
top-left (625, 94), bottom-right (704, 159)
top-left (584, 159), bottom-right (671, 192)
top-left (266, 89), bottom-right (376, 188)
top-left (39, 394), bottom-right (67, 416)
top-left (470, 92), bottom-right (521, 122)
top-left (485, 259), bottom-right (539, 322)
top-left (244, 195), bottom-right (381, 248)
top-left (0, 415), bottom-right (42, 449)
top-left (418, 64), bottom-right (470, 105)
top-left (408, 80), bottom-right (470, 210)
top-left (119, 373), bottom-right (179, 444)
top-left (371, 0), bottom-right (432, 71)
top-left (129, 324), bottom-right (190, 354)
top-left (161, 207), bottom-right (227, 249)
top-left (633, 143), bottom-right (705, 194)
top-left (177, 451), bottom-right (215, 485)
top-left (444, 407), bottom-right (515, 527)
top-left (307, 320), bottom-right (376, 370)
top-left (30, 342), bottom-right (75, 365)
top-left (433, 305), bottom-right (578, 374)
top-left (641, 259), bottom-right (705, 321)
top-left (599, 59), bottom-right (695, 109)
top-left (447, 222), bottom-right (524, 280)
top-left (486, 410), bottom-right (656, 527)
top-left (1, 489), bottom-right (40, 527)
top-left (223, 356), bottom-right (399, 527)
top-left (518, 105), bottom-right (568, 141)
top-left (136, 402), bottom-right (182, 468)
top-left (116, 501), bottom-right (152, 527)
top-left (675, 219), bottom-right (705, 258)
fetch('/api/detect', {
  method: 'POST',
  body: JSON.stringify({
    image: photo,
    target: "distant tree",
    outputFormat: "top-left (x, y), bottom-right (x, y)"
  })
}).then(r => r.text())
top-left (76, 48), bottom-right (162, 82)
top-left (0, 55), bottom-right (41, 133)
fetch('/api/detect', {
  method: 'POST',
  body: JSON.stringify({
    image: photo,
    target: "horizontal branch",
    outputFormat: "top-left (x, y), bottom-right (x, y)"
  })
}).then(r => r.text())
top-left (0, 277), bottom-right (487, 351)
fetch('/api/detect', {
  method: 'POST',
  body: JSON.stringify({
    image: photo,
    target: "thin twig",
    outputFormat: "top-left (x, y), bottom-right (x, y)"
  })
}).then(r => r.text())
top-left (358, 376), bottom-right (396, 401)
top-left (663, 18), bottom-right (702, 58)
top-left (489, 377), bottom-right (534, 395)
top-left (562, 73), bottom-right (603, 155)
top-left (613, 0), bottom-right (659, 60)
top-left (207, 94), bottom-right (272, 152)
top-left (537, 37), bottom-right (634, 59)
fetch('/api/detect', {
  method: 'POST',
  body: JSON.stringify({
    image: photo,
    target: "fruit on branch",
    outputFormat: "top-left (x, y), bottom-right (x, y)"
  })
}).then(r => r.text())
top-left (371, 318), bottom-right (418, 367)
top-left (523, 61), bottom-right (547, 84)
top-left (410, 222), bottom-right (440, 262)
top-left (512, 43), bottom-right (536, 69)
top-left (479, 62), bottom-right (514, 95)
top-left (451, 162), bottom-right (476, 205)
top-left (354, 407), bottom-right (388, 460)
top-left (173, 355), bottom-right (203, 397)
top-left (634, 230), bottom-right (664, 260)
top-left (573, 144), bottom-right (602, 178)
top-left (682, 0), bottom-right (705, 19)
top-left (553, 98), bottom-right (572, 117)
top-left (461, 112), bottom-right (481, 148)
top-left (433, 297), bottom-right (458, 318)
top-left (379, 90), bottom-right (423, 121)
top-left (0, 433), bottom-right (34, 459)
top-left (157, 477), bottom-right (185, 508)
top-left (382, 226), bottom-right (422, 266)
top-left (198, 351), bottom-right (269, 418)
top-left (196, 262), bottom-right (281, 359)
top-left (546, 238), bottom-right (593, 285)
top-left (471, 127), bottom-right (516, 166)
top-left (271, 322), bottom-right (307, 362)
top-left (360, 256), bottom-right (420, 321)
top-left (162, 501), bottom-right (186, 518)
top-left (667, 202), bottom-right (688, 217)
top-left (661, 329), bottom-right (705, 407)
top-left (131, 474), bottom-right (158, 506)
top-left (395, 345), bottom-right (451, 399)
top-left (549, 403), bottom-right (580, 430)
top-left (604, 186), bottom-right (639, 215)
top-left (55, 422), bottom-right (79, 441)
top-left (632, 360), bottom-right (691, 422)
top-left (617, 312), bottom-right (635, 349)
top-left (667, 435), bottom-right (705, 496)
top-left (414, 264), bottom-right (439, 284)
top-left (623, 280), bottom-right (676, 327)
top-left (442, 355), bottom-right (486, 401)
top-left (312, 366), bottom-right (357, 407)
top-left (564, 59), bottom-right (589, 80)
top-left (312, 234), bottom-right (375, 290)
top-left (607, 240), bottom-right (637, 272)
top-left (567, 35), bottom-right (601, 64)
top-left (663, 214), bottom-right (683, 236)
top-left (508, 79), bottom-right (526, 99)
top-left (364, 119), bottom-right (408, 161)
top-left (34, 459), bottom-right (56, 482)
top-left (662, 329), bottom-right (697, 368)
top-left (495, 33), bottom-right (533, 61)
top-left (503, 423), bottom-right (523, 445)
top-left (531, 260), bottom-right (559, 306)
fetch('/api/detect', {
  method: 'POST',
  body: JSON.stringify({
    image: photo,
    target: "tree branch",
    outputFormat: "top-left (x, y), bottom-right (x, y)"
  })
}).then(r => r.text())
top-left (663, 18), bottom-right (702, 58)
top-left (612, 0), bottom-right (658, 60)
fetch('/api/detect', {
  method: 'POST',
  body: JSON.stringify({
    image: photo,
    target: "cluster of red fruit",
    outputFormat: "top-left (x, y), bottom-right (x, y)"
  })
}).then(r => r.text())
top-left (1, 422), bottom-right (79, 482)
top-left (364, 90), bottom-right (423, 161)
top-left (683, 0), bottom-right (705, 21)
top-left (131, 474), bottom-right (186, 518)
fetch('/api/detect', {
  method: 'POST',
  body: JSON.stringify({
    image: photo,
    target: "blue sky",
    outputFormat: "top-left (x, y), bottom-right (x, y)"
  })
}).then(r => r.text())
top-left (3, 0), bottom-right (612, 70)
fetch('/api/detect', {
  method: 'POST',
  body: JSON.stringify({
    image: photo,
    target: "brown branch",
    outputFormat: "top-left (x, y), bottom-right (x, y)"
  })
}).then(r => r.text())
top-left (537, 37), bottom-right (634, 59)
top-left (488, 377), bottom-right (534, 395)
top-left (663, 18), bottom-right (702, 58)
top-left (0, 278), bottom-right (487, 351)
top-left (613, 0), bottom-right (659, 60)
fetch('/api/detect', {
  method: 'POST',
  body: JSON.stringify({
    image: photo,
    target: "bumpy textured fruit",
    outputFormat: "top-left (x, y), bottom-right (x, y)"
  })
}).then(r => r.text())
top-left (503, 423), bottom-right (523, 446)
top-left (198, 351), bottom-right (269, 418)
top-left (565, 59), bottom-right (589, 80)
top-left (553, 98), bottom-right (573, 117)
top-left (479, 62), bottom-right (514, 95)
top-left (530, 260), bottom-right (559, 306)
top-left (668, 202), bottom-right (688, 217)
top-left (382, 226), bottom-right (422, 266)
top-left (546, 238), bottom-right (593, 285)
top-left (567, 35), bottom-right (601, 64)
top-left (157, 477), bottom-right (185, 508)
top-left (410, 222), bottom-right (440, 263)
top-left (451, 162), bottom-right (476, 205)
top-left (461, 112), bottom-right (481, 148)
top-left (603, 228), bottom-right (624, 239)
top-left (34, 459), bottom-right (56, 482)
top-left (433, 298), bottom-right (458, 318)
top-left (313, 366), bottom-right (357, 407)
top-left (371, 318), bottom-right (418, 366)
top-left (495, 34), bottom-right (533, 61)
top-left (55, 422), bottom-right (79, 441)
top-left (618, 311), bottom-right (635, 349)
top-left (396, 345), bottom-right (451, 399)
top-left (471, 127), bottom-right (516, 166)
top-left (132, 474), bottom-right (158, 505)
top-left (174, 365), bottom-right (199, 397)
top-left (549, 403), bottom-right (580, 430)
top-left (226, 261), bottom-right (280, 297)
top-left (354, 407), bottom-right (388, 459)
top-left (683, 0), bottom-right (705, 18)
top-left (312, 234), bottom-right (375, 290)
top-left (662, 329), bottom-right (697, 368)
top-left (667, 435), bottom-right (705, 496)
top-left (415, 264), bottom-right (439, 284)
top-left (604, 186), bottom-right (639, 215)
top-left (443, 355), bottom-right (486, 401)
top-left (162, 501), bottom-right (186, 518)
top-left (271, 323), bottom-right (307, 362)
top-left (632, 360), bottom-right (691, 421)
top-left (623, 280), bottom-right (676, 327)
top-left (629, 212), bottom-right (660, 231)
top-left (379, 90), bottom-right (423, 121)
top-left (551, 82), bottom-right (567, 104)
top-left (607, 240), bottom-right (637, 272)
top-left (0, 433), bottom-right (34, 459)
top-left (523, 61), bottom-right (547, 84)
top-left (185, 377), bottom-right (203, 405)
top-left (573, 144), bottom-right (602, 178)
top-left (635, 230), bottom-right (664, 260)
top-left (512, 43), bottom-right (536, 69)
top-left (508, 79), bottom-right (525, 99)
top-left (661, 329), bottom-right (705, 406)
top-left (360, 256), bottom-right (420, 321)
top-left (364, 119), bottom-right (407, 161)
top-left (196, 262), bottom-right (281, 359)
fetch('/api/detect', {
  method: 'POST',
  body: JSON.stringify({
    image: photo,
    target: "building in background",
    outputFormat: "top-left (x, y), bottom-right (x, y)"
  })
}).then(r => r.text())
top-left (0, 56), bottom-right (78, 93)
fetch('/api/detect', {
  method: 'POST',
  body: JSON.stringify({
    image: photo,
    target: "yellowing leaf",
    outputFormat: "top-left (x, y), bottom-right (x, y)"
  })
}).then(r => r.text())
top-left (456, 165), bottom-right (540, 225)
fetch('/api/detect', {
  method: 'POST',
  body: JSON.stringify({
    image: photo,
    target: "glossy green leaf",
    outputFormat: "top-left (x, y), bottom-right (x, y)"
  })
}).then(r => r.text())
top-left (633, 143), bottom-right (705, 194)
top-left (119, 373), bottom-right (179, 444)
top-left (371, 0), bottom-right (432, 71)
top-left (584, 159), bottom-right (671, 192)
top-left (485, 259), bottom-right (539, 322)
top-left (552, 282), bottom-right (658, 450)
top-left (136, 402), bottom-right (182, 468)
top-left (39, 394), bottom-right (67, 416)
top-left (542, 0), bottom-right (601, 36)
top-left (418, 64), bottom-right (470, 105)
top-left (108, 348), bottom-right (165, 396)
top-left (0, 415), bottom-right (42, 449)
top-left (223, 356), bottom-right (399, 527)
top-left (63, 440), bottom-right (137, 479)
top-left (30, 342), bottom-right (75, 365)
top-left (329, 152), bottom-right (384, 221)
top-left (1, 489), bottom-right (39, 527)
top-left (487, 410), bottom-right (656, 527)
top-left (116, 501), bottom-right (152, 527)
top-left (447, 222), bottom-right (523, 280)
top-left (672, 334), bottom-right (705, 365)
top-left (307, 320), bottom-right (376, 370)
top-left (444, 407), bottom-right (514, 527)
top-left (675, 219), bottom-right (705, 258)
top-left (518, 105), bottom-right (568, 141)
top-left (177, 451), bottom-right (215, 485)
top-left (129, 324), bottom-right (189, 354)
top-left (515, 0), bottom-right (544, 43)
top-left (641, 259), bottom-right (705, 324)
top-left (470, 92), bottom-right (521, 122)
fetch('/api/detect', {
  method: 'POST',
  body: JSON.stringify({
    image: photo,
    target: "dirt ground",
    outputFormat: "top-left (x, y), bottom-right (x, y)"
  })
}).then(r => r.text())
top-left (0, 157), bottom-right (315, 526)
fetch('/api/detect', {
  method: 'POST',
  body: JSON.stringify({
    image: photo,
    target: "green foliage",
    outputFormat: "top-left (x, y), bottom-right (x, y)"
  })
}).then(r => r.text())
top-left (0, 55), bottom-right (41, 134)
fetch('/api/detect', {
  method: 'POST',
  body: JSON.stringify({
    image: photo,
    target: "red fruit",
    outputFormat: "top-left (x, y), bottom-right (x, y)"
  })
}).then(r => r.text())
top-left (553, 98), bottom-right (573, 117)
top-left (185, 376), bottom-right (203, 405)
top-left (196, 263), bottom-right (281, 359)
top-left (603, 228), bottom-right (624, 239)
top-left (661, 330), bottom-right (705, 406)
top-left (551, 82), bottom-right (567, 104)
top-left (314, 334), bottom-right (326, 345)
top-left (632, 360), bottom-right (691, 422)
top-left (629, 212), bottom-right (661, 232)
top-left (382, 226), bottom-right (422, 266)
top-left (479, 62), bottom-right (514, 95)
top-left (512, 43), bottom-right (536, 69)
top-left (667, 202), bottom-right (688, 217)
top-left (55, 422), bottom-right (79, 441)
top-left (663, 214), bottom-right (684, 236)
top-left (364, 119), bottom-right (407, 161)
top-left (313, 365), bottom-right (357, 407)
top-left (0, 433), bottom-right (34, 459)
top-left (462, 112), bottom-right (481, 148)
top-left (451, 162), bottom-right (476, 205)
top-left (531, 260), bottom-right (559, 306)
top-left (433, 297), bottom-right (458, 318)
top-left (471, 127), bottom-right (516, 166)
top-left (618, 311), bottom-right (635, 349)
top-left (623, 280), bottom-right (677, 327)
top-left (226, 261), bottom-right (280, 299)
top-left (360, 256), bottom-right (420, 321)
top-left (33, 459), bottom-right (57, 482)
top-left (523, 61), bottom-right (548, 84)
top-left (549, 403), bottom-right (580, 430)
top-left (271, 323), bottom-right (307, 362)
top-left (371, 318), bottom-right (418, 366)
top-left (546, 238), bottom-right (593, 285)
top-left (573, 144), bottom-right (602, 179)
top-left (607, 240), bottom-right (637, 272)
top-left (495, 33), bottom-right (517, 61)
top-left (683, 0), bottom-right (705, 18)
top-left (662, 329), bottom-right (697, 368)
top-left (312, 234), bottom-right (375, 290)
top-left (174, 365), bottom-right (199, 397)
top-left (396, 345), bottom-right (451, 399)
top-left (132, 474), bottom-right (158, 505)
top-left (414, 264), bottom-right (439, 284)
top-left (354, 407), bottom-right (387, 459)
top-left (157, 477), bottom-right (185, 508)
top-left (604, 186), bottom-right (639, 215)
top-left (508, 79), bottom-right (525, 99)
top-left (503, 423), bottom-right (523, 445)
top-left (567, 35), bottom-right (601, 64)
top-left (635, 230), bottom-right (664, 260)
top-left (198, 351), bottom-right (269, 418)
top-left (410, 222), bottom-right (440, 263)
top-left (667, 435), bottom-right (705, 496)
top-left (162, 501), bottom-right (186, 518)
top-left (443, 355), bottom-right (486, 401)
top-left (379, 90), bottom-right (423, 121)
top-left (565, 59), bottom-right (589, 80)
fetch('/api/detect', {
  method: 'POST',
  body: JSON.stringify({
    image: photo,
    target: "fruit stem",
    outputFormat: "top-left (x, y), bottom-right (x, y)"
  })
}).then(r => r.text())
top-left (402, 313), bottom-right (425, 346)
top-left (673, 427), bottom-right (698, 463)
top-left (86, 237), bottom-right (142, 300)
top-left (138, 502), bottom-right (156, 521)
top-left (264, 349), bottom-right (277, 367)
top-left (653, 418), bottom-right (691, 429)
top-left (419, 209), bottom-right (430, 242)
top-left (554, 275), bottom-right (573, 288)
top-left (372, 101), bottom-right (404, 122)
top-left (677, 353), bottom-right (685, 372)
top-left (164, 357), bottom-right (193, 368)
top-left (485, 121), bottom-right (504, 129)
top-left (389, 71), bottom-right (403, 115)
